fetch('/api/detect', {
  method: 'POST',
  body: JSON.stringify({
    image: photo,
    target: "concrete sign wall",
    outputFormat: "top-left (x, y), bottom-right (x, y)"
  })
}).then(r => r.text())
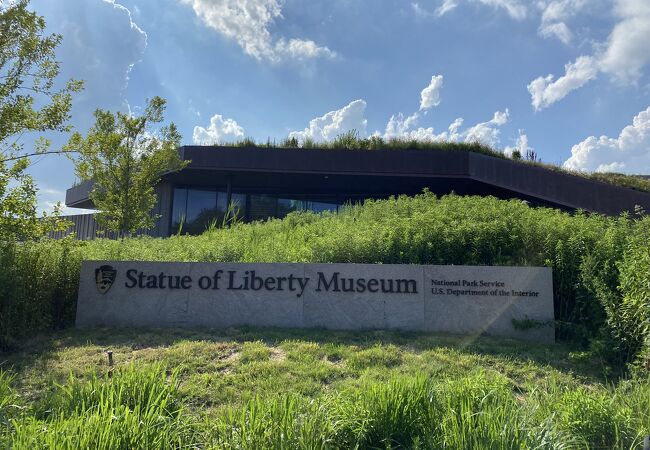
top-left (77, 261), bottom-right (555, 342)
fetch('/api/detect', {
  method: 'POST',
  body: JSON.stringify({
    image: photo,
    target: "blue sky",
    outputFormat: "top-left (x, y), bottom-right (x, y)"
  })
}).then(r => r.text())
top-left (23, 0), bottom-right (650, 213)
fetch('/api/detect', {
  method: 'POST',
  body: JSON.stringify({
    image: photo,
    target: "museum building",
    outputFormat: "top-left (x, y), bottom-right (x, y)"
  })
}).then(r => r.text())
top-left (60, 145), bottom-right (650, 239)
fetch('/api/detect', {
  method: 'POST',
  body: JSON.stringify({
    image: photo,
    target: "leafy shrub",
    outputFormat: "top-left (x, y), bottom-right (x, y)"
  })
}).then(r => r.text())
top-left (612, 217), bottom-right (650, 370)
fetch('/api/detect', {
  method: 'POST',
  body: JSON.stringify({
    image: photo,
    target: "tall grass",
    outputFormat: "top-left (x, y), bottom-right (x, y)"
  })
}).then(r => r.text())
top-left (4, 363), bottom-right (650, 448)
top-left (1, 192), bottom-right (649, 369)
top-left (7, 364), bottom-right (196, 450)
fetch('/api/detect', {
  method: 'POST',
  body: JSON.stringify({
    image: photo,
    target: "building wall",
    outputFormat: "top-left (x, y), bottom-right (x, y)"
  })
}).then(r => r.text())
top-left (52, 183), bottom-right (173, 240)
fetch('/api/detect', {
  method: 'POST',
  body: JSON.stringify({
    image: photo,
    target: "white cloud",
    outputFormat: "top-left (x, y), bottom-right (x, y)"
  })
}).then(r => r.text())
top-left (289, 100), bottom-right (368, 142)
top-left (375, 73), bottom-right (509, 145)
top-left (435, 0), bottom-right (459, 16)
top-left (463, 109), bottom-right (510, 146)
top-left (529, 0), bottom-right (650, 109)
top-left (383, 112), bottom-right (439, 141)
top-left (539, 21), bottom-right (573, 44)
top-left (599, 0), bottom-right (650, 82)
top-left (420, 75), bottom-right (444, 110)
top-left (434, 0), bottom-right (526, 19)
top-left (179, 0), bottom-right (334, 62)
top-left (527, 56), bottom-right (598, 111)
top-left (537, 0), bottom-right (587, 44)
top-left (275, 38), bottom-right (334, 60)
top-left (564, 106), bottom-right (650, 174)
top-left (379, 109), bottom-right (509, 147)
top-left (37, 187), bottom-right (94, 216)
top-left (193, 114), bottom-right (245, 144)
top-left (504, 130), bottom-right (532, 157)
top-left (379, 114), bottom-right (464, 142)
top-left (477, 0), bottom-right (527, 19)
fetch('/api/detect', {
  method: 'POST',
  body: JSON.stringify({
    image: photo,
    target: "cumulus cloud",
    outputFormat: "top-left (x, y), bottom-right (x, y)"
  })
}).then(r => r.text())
top-left (527, 56), bottom-right (598, 111)
top-left (420, 75), bottom-right (444, 110)
top-left (504, 130), bottom-right (532, 157)
top-left (193, 114), bottom-right (245, 144)
top-left (463, 109), bottom-right (510, 146)
top-left (382, 112), bottom-right (437, 141)
top-left (379, 109), bottom-right (509, 147)
top-left (179, 0), bottom-right (334, 62)
top-left (529, 0), bottom-right (650, 110)
top-left (563, 106), bottom-right (650, 174)
top-left (374, 75), bottom-right (509, 145)
top-left (289, 100), bottom-right (368, 143)
top-left (379, 114), bottom-right (463, 142)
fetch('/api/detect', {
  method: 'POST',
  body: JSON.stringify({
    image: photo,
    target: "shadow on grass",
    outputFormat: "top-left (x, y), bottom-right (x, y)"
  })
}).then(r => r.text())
top-left (2, 326), bottom-right (613, 383)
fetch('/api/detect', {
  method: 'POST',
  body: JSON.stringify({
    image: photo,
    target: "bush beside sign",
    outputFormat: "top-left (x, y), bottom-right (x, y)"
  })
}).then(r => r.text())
top-left (77, 261), bottom-right (554, 342)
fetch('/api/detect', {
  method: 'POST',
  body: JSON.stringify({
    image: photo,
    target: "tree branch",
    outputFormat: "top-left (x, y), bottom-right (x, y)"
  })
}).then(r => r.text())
top-left (0, 149), bottom-right (78, 163)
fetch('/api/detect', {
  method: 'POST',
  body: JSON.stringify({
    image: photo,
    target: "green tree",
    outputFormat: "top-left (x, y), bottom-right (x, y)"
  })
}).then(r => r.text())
top-left (67, 97), bottom-right (188, 236)
top-left (0, 0), bottom-right (83, 240)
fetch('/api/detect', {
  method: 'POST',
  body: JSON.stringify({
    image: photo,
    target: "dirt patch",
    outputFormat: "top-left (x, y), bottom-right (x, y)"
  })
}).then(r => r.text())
top-left (270, 348), bottom-right (286, 362)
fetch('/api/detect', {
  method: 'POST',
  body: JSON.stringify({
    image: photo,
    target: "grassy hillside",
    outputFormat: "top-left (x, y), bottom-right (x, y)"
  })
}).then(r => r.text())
top-left (2, 191), bottom-right (650, 448)
top-left (2, 192), bottom-right (649, 369)
top-left (3, 327), bottom-right (650, 448)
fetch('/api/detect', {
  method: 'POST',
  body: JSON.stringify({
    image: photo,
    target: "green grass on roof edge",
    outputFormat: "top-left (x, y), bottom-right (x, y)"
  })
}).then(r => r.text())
top-left (203, 132), bottom-right (650, 195)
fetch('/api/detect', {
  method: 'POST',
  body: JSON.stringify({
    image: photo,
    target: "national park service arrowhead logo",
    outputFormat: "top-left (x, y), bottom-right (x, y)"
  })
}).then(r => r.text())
top-left (95, 265), bottom-right (117, 294)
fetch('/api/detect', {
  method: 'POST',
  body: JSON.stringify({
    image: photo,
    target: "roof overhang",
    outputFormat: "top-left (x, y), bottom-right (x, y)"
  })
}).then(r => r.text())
top-left (65, 146), bottom-right (650, 216)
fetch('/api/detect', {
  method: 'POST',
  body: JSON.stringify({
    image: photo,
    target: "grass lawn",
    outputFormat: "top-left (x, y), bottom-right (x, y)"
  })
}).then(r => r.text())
top-left (5, 327), bottom-right (649, 449)
top-left (4, 327), bottom-right (605, 412)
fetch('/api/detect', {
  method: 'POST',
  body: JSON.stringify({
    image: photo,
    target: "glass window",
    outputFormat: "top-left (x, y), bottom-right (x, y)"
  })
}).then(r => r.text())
top-left (171, 188), bottom-right (187, 234)
top-left (185, 189), bottom-right (218, 234)
top-left (217, 192), bottom-right (247, 224)
top-left (277, 198), bottom-right (299, 218)
top-left (248, 195), bottom-right (277, 222)
top-left (310, 202), bottom-right (338, 213)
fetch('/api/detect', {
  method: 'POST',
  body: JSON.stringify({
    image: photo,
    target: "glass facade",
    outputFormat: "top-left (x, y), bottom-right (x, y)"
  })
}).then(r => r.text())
top-left (171, 187), bottom-right (339, 235)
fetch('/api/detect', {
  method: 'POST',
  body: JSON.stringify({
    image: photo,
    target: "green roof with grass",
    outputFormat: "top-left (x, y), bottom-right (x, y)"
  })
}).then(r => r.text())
top-left (214, 132), bottom-right (650, 194)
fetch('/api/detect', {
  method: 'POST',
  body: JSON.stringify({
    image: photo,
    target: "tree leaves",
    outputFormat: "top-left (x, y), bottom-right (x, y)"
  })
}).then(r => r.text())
top-left (0, 0), bottom-right (81, 241)
top-left (67, 96), bottom-right (187, 236)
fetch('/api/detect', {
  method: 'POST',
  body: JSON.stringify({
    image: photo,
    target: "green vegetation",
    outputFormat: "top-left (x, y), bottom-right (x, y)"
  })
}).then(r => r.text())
top-left (0, 0), bottom-right (82, 241)
top-left (2, 327), bottom-right (650, 448)
top-left (2, 192), bottom-right (650, 372)
top-left (66, 96), bottom-right (187, 236)
top-left (220, 132), bottom-right (650, 194)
